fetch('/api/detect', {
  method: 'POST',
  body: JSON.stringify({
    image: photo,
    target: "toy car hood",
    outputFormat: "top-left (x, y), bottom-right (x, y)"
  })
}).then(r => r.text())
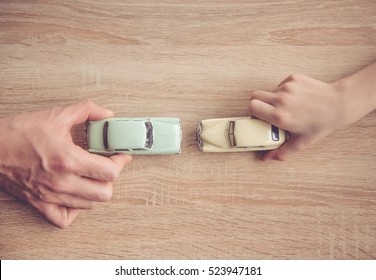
top-left (199, 119), bottom-right (230, 149)
top-left (152, 121), bottom-right (181, 152)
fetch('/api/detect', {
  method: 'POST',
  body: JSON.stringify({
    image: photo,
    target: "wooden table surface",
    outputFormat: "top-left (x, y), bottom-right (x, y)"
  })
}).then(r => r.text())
top-left (0, 0), bottom-right (375, 260)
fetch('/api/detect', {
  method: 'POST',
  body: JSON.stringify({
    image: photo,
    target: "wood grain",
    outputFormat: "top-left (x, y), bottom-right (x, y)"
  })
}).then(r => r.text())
top-left (0, 0), bottom-right (375, 259)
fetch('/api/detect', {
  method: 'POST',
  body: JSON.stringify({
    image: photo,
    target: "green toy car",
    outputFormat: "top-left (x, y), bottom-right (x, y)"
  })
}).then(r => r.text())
top-left (86, 118), bottom-right (182, 155)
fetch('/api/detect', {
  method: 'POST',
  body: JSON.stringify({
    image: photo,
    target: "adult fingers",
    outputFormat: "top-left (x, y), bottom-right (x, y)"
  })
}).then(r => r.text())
top-left (70, 146), bottom-right (132, 182)
top-left (29, 198), bottom-right (81, 229)
top-left (62, 100), bottom-right (114, 127)
top-left (37, 170), bottom-right (115, 202)
top-left (250, 90), bottom-right (279, 106)
top-left (57, 175), bottom-right (114, 202)
top-left (36, 185), bottom-right (98, 209)
top-left (109, 153), bottom-right (133, 174)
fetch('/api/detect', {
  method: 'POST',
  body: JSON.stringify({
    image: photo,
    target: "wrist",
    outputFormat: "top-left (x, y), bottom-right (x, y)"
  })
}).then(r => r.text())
top-left (327, 78), bottom-right (354, 130)
top-left (0, 118), bottom-right (10, 179)
top-left (0, 116), bottom-right (22, 171)
top-left (332, 69), bottom-right (376, 128)
top-left (0, 118), bottom-right (8, 165)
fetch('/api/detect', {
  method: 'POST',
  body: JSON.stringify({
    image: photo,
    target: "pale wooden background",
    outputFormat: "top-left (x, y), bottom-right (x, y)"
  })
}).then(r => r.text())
top-left (0, 0), bottom-right (375, 259)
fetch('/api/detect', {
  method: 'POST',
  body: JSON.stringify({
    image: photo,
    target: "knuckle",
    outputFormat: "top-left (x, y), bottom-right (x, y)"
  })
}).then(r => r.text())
top-left (97, 184), bottom-right (113, 202)
top-left (275, 94), bottom-right (285, 106)
top-left (80, 99), bottom-right (96, 113)
top-left (56, 219), bottom-right (71, 229)
top-left (102, 171), bottom-right (116, 183)
top-left (41, 176), bottom-right (66, 193)
top-left (104, 160), bottom-right (123, 182)
top-left (279, 74), bottom-right (306, 92)
top-left (87, 201), bottom-right (98, 209)
top-left (48, 154), bottom-right (75, 173)
top-left (48, 182), bottom-right (64, 193)
top-left (38, 192), bottom-right (53, 203)
top-left (47, 208), bottom-right (79, 229)
top-left (81, 99), bottom-right (94, 108)
top-left (289, 73), bottom-right (305, 82)
top-left (278, 82), bottom-right (294, 93)
top-left (72, 99), bottom-right (94, 117)
top-left (271, 111), bottom-right (286, 127)
top-left (249, 99), bottom-right (260, 110)
top-left (250, 90), bottom-right (260, 99)
top-left (109, 167), bottom-right (121, 181)
top-left (275, 92), bottom-right (293, 107)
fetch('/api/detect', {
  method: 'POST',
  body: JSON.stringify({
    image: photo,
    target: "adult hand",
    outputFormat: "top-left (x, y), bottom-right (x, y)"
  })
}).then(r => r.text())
top-left (0, 100), bottom-right (132, 228)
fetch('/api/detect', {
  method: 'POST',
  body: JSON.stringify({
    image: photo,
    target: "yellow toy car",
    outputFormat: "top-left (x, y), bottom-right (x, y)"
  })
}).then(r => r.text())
top-left (196, 117), bottom-right (287, 152)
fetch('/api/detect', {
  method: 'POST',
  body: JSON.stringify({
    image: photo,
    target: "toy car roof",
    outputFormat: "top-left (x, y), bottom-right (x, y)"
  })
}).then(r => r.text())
top-left (107, 120), bottom-right (148, 150)
top-left (233, 118), bottom-right (272, 147)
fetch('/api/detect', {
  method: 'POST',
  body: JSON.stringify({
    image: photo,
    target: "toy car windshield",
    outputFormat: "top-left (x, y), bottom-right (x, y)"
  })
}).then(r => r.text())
top-left (228, 121), bottom-right (236, 147)
top-left (144, 121), bottom-right (153, 149)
